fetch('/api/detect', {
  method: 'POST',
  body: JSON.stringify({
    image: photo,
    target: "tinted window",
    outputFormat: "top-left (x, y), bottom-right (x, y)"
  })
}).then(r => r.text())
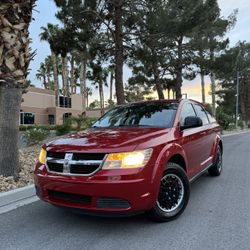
top-left (20, 112), bottom-right (35, 125)
top-left (180, 103), bottom-right (196, 126)
top-left (60, 96), bottom-right (72, 108)
top-left (194, 104), bottom-right (209, 125)
top-left (93, 102), bottom-right (178, 128)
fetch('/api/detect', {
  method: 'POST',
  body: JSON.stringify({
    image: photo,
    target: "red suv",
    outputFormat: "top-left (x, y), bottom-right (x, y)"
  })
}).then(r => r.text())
top-left (35, 99), bottom-right (222, 222)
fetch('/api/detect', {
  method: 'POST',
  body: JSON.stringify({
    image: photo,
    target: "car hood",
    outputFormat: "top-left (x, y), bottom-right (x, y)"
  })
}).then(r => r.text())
top-left (46, 127), bottom-right (171, 153)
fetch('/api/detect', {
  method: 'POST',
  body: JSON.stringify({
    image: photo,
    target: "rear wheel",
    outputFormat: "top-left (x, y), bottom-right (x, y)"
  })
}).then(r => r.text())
top-left (208, 146), bottom-right (222, 176)
top-left (147, 162), bottom-right (190, 222)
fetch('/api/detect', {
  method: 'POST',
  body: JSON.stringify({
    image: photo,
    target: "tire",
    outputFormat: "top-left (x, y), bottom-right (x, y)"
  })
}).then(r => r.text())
top-left (147, 162), bottom-right (190, 222)
top-left (208, 146), bottom-right (222, 176)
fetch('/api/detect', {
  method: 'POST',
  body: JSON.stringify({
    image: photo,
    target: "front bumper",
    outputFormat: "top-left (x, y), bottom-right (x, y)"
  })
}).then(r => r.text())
top-left (34, 163), bottom-right (157, 214)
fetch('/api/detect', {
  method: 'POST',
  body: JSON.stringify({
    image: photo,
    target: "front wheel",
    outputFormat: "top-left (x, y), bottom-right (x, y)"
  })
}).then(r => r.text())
top-left (147, 162), bottom-right (190, 222)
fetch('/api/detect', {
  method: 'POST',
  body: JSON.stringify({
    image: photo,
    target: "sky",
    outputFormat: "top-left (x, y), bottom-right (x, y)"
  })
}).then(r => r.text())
top-left (28, 0), bottom-right (250, 103)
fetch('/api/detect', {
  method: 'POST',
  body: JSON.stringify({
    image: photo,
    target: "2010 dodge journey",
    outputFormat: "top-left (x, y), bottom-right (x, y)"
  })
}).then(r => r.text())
top-left (34, 99), bottom-right (222, 221)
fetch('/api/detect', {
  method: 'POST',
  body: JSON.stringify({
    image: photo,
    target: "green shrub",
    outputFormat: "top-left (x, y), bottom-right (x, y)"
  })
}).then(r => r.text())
top-left (70, 116), bottom-right (98, 131)
top-left (24, 126), bottom-right (49, 145)
top-left (20, 125), bottom-right (56, 131)
top-left (238, 120), bottom-right (245, 130)
top-left (216, 109), bottom-right (234, 130)
top-left (55, 122), bottom-right (71, 136)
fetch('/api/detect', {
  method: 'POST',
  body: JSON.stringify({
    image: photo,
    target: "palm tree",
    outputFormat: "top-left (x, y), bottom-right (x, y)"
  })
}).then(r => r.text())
top-left (0, 0), bottom-right (36, 178)
top-left (88, 62), bottom-right (108, 115)
top-left (44, 56), bottom-right (53, 90)
top-left (36, 63), bottom-right (48, 89)
top-left (40, 23), bottom-right (60, 105)
top-left (86, 87), bottom-right (93, 108)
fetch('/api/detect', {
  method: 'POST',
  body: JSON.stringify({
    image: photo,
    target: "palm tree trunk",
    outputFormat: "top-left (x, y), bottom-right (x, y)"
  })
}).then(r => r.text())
top-left (47, 75), bottom-right (51, 90)
top-left (80, 57), bottom-right (87, 113)
top-left (201, 71), bottom-right (206, 104)
top-left (110, 71), bottom-right (114, 101)
top-left (99, 81), bottom-right (105, 116)
top-left (64, 56), bottom-right (69, 96)
top-left (61, 56), bottom-right (66, 95)
top-left (51, 52), bottom-right (59, 106)
top-left (42, 75), bottom-right (47, 89)
top-left (70, 56), bottom-right (75, 94)
top-left (0, 82), bottom-right (22, 178)
top-left (114, 0), bottom-right (125, 105)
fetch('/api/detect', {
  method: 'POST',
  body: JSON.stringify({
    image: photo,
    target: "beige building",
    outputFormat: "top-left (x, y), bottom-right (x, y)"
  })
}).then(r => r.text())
top-left (20, 87), bottom-right (103, 125)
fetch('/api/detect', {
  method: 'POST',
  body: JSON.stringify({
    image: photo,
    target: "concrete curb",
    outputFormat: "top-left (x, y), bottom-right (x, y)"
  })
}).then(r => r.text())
top-left (222, 130), bottom-right (250, 137)
top-left (0, 184), bottom-right (38, 214)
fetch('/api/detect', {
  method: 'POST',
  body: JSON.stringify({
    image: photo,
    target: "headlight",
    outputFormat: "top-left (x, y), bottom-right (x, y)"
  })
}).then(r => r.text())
top-left (102, 149), bottom-right (153, 169)
top-left (38, 148), bottom-right (46, 164)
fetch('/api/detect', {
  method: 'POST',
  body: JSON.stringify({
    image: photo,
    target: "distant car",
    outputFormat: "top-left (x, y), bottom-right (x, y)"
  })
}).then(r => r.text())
top-left (35, 99), bottom-right (222, 222)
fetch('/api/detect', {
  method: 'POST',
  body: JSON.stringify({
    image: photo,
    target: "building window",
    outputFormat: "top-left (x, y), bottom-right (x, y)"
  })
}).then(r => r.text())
top-left (59, 96), bottom-right (72, 108)
top-left (20, 112), bottom-right (35, 125)
top-left (63, 113), bottom-right (72, 123)
top-left (48, 115), bottom-right (55, 125)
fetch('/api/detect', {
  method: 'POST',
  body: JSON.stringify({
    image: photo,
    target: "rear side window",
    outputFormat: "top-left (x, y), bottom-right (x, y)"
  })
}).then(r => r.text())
top-left (205, 110), bottom-right (216, 123)
top-left (193, 104), bottom-right (209, 125)
top-left (180, 103), bottom-right (196, 126)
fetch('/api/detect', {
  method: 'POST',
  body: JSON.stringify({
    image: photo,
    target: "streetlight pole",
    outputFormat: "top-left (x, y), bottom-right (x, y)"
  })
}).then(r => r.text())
top-left (236, 70), bottom-right (240, 129)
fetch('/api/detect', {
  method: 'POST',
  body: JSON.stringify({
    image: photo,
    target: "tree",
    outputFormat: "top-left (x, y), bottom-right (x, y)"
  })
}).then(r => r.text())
top-left (36, 62), bottom-right (48, 89)
top-left (127, 0), bottom-right (176, 100)
top-left (54, 0), bottom-right (98, 110)
top-left (161, 0), bottom-right (208, 99)
top-left (40, 23), bottom-right (60, 105)
top-left (204, 0), bottom-right (237, 114)
top-left (87, 61), bottom-right (108, 115)
top-left (0, 0), bottom-right (36, 177)
top-left (86, 87), bottom-right (93, 108)
top-left (215, 42), bottom-right (250, 125)
top-left (127, 0), bottom-right (208, 100)
top-left (125, 83), bottom-right (152, 103)
top-left (89, 100), bottom-right (101, 109)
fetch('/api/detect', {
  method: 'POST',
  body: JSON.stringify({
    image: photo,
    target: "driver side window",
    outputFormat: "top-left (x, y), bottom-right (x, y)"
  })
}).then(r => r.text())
top-left (180, 103), bottom-right (196, 126)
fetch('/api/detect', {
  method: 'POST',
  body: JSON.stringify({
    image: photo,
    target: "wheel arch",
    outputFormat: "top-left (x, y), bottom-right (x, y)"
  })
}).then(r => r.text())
top-left (218, 140), bottom-right (223, 154)
top-left (167, 154), bottom-right (187, 173)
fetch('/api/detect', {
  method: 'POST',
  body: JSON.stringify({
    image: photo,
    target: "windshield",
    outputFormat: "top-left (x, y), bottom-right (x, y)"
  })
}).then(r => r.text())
top-left (92, 102), bottom-right (178, 129)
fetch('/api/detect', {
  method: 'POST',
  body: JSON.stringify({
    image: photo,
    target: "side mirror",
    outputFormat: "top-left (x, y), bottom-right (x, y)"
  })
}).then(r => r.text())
top-left (181, 116), bottom-right (202, 130)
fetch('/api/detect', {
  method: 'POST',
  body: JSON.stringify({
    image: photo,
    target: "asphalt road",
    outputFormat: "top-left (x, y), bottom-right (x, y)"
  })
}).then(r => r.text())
top-left (1, 132), bottom-right (250, 250)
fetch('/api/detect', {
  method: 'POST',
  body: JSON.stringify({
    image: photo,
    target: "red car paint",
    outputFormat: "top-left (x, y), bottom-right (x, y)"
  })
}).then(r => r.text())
top-left (34, 99), bottom-right (222, 215)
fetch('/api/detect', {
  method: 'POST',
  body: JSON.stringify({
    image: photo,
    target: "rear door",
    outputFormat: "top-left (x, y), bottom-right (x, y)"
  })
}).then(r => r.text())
top-left (192, 103), bottom-right (214, 170)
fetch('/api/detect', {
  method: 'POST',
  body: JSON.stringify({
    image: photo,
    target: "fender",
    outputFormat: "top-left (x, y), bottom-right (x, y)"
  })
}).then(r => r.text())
top-left (149, 142), bottom-right (188, 201)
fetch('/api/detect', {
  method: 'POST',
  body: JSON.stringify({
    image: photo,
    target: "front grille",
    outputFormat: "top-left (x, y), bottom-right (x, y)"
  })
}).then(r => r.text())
top-left (46, 152), bottom-right (106, 176)
top-left (48, 190), bottom-right (91, 204)
top-left (47, 162), bottom-right (63, 173)
top-left (47, 151), bottom-right (66, 159)
top-left (96, 197), bottom-right (131, 209)
top-left (73, 153), bottom-right (106, 161)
